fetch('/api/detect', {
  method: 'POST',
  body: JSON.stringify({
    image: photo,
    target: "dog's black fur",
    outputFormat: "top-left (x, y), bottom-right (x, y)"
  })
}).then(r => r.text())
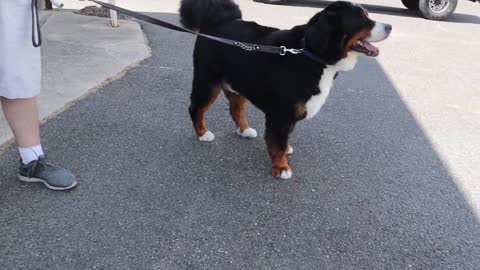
top-left (179, 0), bottom-right (388, 178)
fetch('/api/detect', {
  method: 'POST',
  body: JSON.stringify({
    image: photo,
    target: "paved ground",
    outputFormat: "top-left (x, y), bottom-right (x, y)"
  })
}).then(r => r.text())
top-left (1, 0), bottom-right (479, 269)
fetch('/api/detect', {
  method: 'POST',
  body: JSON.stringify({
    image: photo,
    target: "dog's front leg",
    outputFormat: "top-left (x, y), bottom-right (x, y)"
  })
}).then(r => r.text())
top-left (265, 115), bottom-right (295, 179)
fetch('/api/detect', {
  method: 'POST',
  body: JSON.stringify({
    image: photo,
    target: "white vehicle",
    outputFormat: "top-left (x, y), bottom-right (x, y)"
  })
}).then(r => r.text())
top-left (254, 0), bottom-right (480, 21)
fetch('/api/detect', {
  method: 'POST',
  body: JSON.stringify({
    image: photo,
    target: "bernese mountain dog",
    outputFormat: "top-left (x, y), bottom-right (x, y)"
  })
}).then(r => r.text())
top-left (179, 0), bottom-right (392, 179)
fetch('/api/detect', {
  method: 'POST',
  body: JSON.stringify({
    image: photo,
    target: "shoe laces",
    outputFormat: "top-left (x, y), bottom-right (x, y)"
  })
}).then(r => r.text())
top-left (27, 156), bottom-right (55, 178)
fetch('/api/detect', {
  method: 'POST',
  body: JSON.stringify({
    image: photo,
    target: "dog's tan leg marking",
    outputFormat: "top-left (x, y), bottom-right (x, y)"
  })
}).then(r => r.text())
top-left (194, 85), bottom-right (221, 138)
top-left (224, 90), bottom-right (250, 131)
top-left (267, 141), bottom-right (292, 179)
top-left (223, 90), bottom-right (257, 139)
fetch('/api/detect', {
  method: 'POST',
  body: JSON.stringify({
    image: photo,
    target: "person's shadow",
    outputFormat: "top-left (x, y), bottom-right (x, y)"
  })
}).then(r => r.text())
top-left (258, 0), bottom-right (480, 24)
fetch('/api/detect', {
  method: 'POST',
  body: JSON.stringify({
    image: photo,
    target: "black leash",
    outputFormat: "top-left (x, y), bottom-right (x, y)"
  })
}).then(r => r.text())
top-left (88, 0), bottom-right (311, 58)
top-left (32, 0), bottom-right (42, 47)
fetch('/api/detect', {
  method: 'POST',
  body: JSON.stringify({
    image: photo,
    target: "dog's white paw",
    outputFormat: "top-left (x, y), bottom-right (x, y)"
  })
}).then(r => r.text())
top-left (237, 128), bottom-right (257, 139)
top-left (287, 145), bottom-right (293, 155)
top-left (199, 130), bottom-right (215, 142)
top-left (279, 169), bottom-right (293, 180)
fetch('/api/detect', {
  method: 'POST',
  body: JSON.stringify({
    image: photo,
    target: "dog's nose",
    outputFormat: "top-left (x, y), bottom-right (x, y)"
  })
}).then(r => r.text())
top-left (385, 24), bottom-right (392, 33)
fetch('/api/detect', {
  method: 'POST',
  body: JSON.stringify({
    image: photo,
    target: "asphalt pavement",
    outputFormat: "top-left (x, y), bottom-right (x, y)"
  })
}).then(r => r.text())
top-left (1, 11), bottom-right (479, 270)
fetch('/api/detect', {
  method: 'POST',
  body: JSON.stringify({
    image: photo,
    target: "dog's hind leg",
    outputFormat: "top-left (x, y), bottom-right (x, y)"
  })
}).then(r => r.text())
top-left (189, 75), bottom-right (221, 142)
top-left (223, 90), bottom-right (257, 139)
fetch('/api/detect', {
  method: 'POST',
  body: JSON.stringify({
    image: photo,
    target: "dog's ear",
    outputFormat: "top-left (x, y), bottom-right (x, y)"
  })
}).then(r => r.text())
top-left (304, 11), bottom-right (344, 61)
top-left (304, 11), bottom-right (333, 55)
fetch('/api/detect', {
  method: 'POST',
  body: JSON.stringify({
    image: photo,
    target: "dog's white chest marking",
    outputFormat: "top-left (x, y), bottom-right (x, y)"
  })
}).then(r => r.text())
top-left (305, 53), bottom-right (359, 119)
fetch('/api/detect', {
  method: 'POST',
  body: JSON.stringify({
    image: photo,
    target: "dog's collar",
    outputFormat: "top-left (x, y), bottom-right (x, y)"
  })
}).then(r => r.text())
top-left (301, 49), bottom-right (327, 65)
top-left (299, 38), bottom-right (327, 65)
top-left (300, 49), bottom-right (338, 79)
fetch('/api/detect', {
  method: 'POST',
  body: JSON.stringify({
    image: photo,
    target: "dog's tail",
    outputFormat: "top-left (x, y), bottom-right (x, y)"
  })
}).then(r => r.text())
top-left (179, 0), bottom-right (242, 32)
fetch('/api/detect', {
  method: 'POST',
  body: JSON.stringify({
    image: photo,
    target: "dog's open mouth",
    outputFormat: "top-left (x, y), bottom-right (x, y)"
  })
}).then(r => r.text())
top-left (351, 40), bottom-right (379, 57)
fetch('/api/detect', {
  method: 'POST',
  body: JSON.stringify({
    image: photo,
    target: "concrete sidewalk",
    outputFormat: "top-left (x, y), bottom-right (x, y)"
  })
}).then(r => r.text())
top-left (0, 11), bottom-right (150, 148)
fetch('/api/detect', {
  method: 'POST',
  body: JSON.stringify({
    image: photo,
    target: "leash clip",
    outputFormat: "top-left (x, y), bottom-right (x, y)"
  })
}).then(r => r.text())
top-left (280, 46), bottom-right (303, 56)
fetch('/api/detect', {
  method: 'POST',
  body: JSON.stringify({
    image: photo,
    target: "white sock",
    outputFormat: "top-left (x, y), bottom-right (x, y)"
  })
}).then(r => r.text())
top-left (18, 145), bottom-right (44, 165)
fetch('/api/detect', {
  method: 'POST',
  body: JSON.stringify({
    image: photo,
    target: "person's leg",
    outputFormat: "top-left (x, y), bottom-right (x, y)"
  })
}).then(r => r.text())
top-left (1, 97), bottom-right (41, 147)
top-left (0, 1), bottom-right (76, 190)
top-left (1, 96), bottom-right (77, 190)
top-left (1, 97), bottom-right (45, 165)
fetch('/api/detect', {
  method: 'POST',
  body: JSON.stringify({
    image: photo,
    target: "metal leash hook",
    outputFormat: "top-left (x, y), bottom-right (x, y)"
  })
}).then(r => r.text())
top-left (279, 46), bottom-right (303, 56)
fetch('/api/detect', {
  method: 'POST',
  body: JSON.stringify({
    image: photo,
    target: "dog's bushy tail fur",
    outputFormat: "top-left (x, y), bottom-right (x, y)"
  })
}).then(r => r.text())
top-left (179, 0), bottom-right (242, 32)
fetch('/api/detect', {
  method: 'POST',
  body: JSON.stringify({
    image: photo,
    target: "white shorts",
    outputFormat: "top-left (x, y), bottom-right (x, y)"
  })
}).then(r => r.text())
top-left (0, 0), bottom-right (41, 99)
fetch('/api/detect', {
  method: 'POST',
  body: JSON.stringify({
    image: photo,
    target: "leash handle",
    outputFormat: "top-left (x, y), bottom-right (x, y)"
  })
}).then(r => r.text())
top-left (32, 0), bottom-right (42, 47)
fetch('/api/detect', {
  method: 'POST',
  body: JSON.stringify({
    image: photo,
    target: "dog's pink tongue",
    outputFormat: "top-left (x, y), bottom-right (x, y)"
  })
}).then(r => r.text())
top-left (363, 41), bottom-right (379, 55)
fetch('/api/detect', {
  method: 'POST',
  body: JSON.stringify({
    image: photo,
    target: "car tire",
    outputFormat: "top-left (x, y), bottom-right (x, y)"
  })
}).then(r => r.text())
top-left (401, 0), bottom-right (420, 10)
top-left (419, 0), bottom-right (457, 20)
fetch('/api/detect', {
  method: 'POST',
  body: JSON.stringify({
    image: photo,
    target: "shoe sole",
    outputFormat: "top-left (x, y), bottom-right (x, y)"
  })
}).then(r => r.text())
top-left (17, 174), bottom-right (78, 191)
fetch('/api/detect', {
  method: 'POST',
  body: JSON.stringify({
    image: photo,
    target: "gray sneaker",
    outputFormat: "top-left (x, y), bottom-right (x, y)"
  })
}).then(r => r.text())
top-left (17, 156), bottom-right (78, 191)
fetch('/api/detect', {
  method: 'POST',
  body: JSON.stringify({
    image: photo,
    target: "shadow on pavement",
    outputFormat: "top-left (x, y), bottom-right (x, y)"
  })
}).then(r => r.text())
top-left (0, 13), bottom-right (479, 269)
top-left (266, 0), bottom-right (480, 25)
